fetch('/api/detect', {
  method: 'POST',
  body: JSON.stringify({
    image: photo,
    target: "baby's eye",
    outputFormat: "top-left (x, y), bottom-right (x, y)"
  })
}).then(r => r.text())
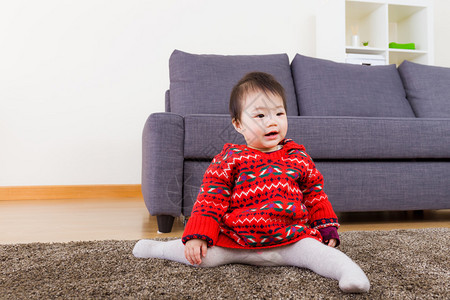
top-left (255, 114), bottom-right (265, 118)
top-left (276, 112), bottom-right (285, 116)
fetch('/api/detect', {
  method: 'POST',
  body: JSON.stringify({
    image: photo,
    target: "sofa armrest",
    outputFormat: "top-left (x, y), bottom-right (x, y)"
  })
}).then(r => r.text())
top-left (142, 112), bottom-right (184, 217)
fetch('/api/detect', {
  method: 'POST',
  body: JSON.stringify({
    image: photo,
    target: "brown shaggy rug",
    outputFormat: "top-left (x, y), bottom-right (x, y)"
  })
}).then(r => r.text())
top-left (1, 228), bottom-right (449, 299)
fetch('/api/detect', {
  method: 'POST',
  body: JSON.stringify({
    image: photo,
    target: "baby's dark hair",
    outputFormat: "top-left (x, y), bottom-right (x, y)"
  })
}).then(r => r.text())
top-left (229, 72), bottom-right (287, 122)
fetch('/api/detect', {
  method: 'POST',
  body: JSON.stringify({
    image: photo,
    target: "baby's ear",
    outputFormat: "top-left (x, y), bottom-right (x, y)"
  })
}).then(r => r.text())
top-left (232, 118), bottom-right (243, 133)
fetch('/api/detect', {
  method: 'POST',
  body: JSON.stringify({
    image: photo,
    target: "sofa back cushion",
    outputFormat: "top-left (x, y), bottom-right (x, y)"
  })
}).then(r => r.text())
top-left (291, 54), bottom-right (415, 117)
top-left (398, 60), bottom-right (450, 118)
top-left (169, 50), bottom-right (298, 116)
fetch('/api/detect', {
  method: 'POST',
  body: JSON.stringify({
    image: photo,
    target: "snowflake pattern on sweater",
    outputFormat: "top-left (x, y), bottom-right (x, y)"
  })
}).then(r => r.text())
top-left (182, 139), bottom-right (340, 249)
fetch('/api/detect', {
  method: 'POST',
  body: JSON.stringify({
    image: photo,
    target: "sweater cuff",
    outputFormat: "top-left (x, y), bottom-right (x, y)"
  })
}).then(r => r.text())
top-left (182, 215), bottom-right (220, 247)
top-left (310, 217), bottom-right (340, 230)
top-left (318, 226), bottom-right (340, 247)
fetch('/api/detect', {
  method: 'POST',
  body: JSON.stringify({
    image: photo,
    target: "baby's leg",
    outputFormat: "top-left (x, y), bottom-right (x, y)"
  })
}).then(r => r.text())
top-left (133, 239), bottom-right (247, 267)
top-left (279, 238), bottom-right (370, 293)
top-left (133, 239), bottom-right (190, 265)
top-left (133, 239), bottom-right (284, 267)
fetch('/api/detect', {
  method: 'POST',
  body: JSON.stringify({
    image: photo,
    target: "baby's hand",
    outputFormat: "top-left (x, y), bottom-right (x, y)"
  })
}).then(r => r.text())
top-left (184, 239), bottom-right (208, 265)
top-left (325, 238), bottom-right (337, 248)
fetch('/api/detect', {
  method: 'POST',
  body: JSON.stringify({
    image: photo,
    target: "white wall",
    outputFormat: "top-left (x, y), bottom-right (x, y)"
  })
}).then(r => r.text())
top-left (434, 0), bottom-right (450, 67)
top-left (1, 0), bottom-right (449, 186)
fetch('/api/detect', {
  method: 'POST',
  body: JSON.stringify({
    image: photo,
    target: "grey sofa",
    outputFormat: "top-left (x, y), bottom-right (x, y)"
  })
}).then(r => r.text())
top-left (143, 50), bottom-right (450, 233)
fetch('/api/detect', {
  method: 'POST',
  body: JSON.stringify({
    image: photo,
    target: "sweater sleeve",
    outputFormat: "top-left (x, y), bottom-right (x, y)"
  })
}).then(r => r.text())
top-left (319, 226), bottom-right (340, 247)
top-left (298, 151), bottom-right (340, 231)
top-left (182, 145), bottom-right (235, 247)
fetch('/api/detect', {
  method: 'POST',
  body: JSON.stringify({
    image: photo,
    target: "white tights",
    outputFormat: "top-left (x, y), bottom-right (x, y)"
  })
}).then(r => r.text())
top-left (133, 238), bottom-right (370, 293)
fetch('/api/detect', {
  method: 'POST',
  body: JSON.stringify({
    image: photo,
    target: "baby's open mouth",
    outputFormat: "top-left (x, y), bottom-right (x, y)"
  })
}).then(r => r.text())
top-left (265, 131), bottom-right (278, 137)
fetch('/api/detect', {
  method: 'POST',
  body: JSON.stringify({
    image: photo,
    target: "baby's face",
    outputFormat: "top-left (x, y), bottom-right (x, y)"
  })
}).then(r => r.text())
top-left (233, 90), bottom-right (287, 152)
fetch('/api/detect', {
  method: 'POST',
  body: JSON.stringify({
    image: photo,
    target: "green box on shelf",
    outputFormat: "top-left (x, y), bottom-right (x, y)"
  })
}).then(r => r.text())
top-left (389, 42), bottom-right (416, 50)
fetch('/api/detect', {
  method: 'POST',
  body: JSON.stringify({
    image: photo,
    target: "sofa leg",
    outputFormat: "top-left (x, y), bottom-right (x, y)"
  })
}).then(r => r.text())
top-left (413, 210), bottom-right (425, 218)
top-left (156, 215), bottom-right (175, 233)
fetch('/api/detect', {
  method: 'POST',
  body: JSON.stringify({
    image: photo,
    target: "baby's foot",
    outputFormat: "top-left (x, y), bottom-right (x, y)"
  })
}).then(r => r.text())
top-left (339, 273), bottom-right (370, 293)
top-left (132, 239), bottom-right (163, 258)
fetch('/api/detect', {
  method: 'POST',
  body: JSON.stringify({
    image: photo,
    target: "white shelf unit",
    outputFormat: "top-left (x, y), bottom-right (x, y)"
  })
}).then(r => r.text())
top-left (344, 0), bottom-right (433, 66)
top-left (345, 46), bottom-right (386, 55)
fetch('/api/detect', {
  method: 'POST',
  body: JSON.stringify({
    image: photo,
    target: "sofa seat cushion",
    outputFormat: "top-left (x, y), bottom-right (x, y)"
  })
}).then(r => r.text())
top-left (286, 116), bottom-right (450, 159)
top-left (398, 60), bottom-right (450, 118)
top-left (184, 114), bottom-right (245, 159)
top-left (315, 161), bottom-right (450, 212)
top-left (184, 115), bottom-right (450, 160)
top-left (169, 50), bottom-right (299, 116)
top-left (182, 160), bottom-right (450, 215)
top-left (291, 54), bottom-right (415, 117)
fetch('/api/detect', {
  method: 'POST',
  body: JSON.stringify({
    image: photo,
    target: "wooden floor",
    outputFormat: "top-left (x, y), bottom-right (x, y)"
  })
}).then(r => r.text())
top-left (0, 197), bottom-right (449, 244)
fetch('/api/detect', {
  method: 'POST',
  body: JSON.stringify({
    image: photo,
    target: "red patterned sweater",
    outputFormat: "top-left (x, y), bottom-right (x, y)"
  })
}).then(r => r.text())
top-left (182, 139), bottom-right (340, 249)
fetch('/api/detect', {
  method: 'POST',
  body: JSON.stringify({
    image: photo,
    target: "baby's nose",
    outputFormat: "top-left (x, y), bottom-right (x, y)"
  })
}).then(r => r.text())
top-left (266, 115), bottom-right (277, 125)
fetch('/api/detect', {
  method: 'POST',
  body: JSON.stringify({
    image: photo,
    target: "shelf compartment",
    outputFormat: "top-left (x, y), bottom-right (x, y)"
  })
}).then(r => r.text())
top-left (346, 1), bottom-right (387, 49)
top-left (389, 49), bottom-right (428, 66)
top-left (388, 4), bottom-right (428, 51)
